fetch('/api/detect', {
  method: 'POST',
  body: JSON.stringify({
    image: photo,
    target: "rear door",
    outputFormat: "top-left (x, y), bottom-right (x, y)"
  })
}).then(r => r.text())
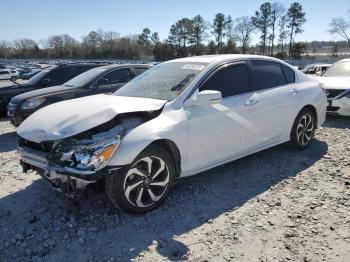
top-left (245, 60), bottom-right (298, 144)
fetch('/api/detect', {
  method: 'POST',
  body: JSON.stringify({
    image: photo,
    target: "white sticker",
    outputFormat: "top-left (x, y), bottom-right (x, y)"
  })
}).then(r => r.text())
top-left (182, 64), bottom-right (205, 71)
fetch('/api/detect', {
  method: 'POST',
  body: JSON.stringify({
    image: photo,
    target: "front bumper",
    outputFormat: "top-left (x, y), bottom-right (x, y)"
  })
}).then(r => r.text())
top-left (18, 145), bottom-right (122, 195)
top-left (327, 97), bottom-right (350, 116)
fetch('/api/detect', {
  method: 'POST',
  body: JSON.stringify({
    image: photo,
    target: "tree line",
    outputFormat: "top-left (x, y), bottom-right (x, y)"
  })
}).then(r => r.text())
top-left (0, 2), bottom-right (347, 61)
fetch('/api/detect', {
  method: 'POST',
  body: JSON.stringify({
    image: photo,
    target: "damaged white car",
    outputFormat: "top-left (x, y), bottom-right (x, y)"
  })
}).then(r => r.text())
top-left (317, 58), bottom-right (350, 116)
top-left (17, 55), bottom-right (327, 213)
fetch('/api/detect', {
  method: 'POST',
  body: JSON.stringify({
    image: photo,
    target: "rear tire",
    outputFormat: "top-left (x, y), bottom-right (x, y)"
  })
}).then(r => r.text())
top-left (10, 76), bottom-right (17, 82)
top-left (289, 108), bottom-right (316, 150)
top-left (105, 145), bottom-right (175, 213)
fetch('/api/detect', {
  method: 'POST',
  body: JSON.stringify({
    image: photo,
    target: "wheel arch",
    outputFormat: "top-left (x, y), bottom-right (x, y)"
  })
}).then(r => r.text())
top-left (146, 139), bottom-right (182, 178)
top-left (290, 104), bottom-right (318, 139)
top-left (300, 104), bottom-right (318, 124)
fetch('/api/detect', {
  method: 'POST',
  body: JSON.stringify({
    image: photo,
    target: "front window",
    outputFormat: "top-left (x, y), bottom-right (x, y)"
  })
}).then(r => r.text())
top-left (322, 61), bottom-right (350, 77)
top-left (114, 62), bottom-right (208, 101)
top-left (63, 68), bottom-right (108, 87)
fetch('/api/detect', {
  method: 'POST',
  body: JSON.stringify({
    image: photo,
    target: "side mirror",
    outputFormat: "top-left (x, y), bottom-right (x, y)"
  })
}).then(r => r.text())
top-left (195, 90), bottom-right (222, 106)
top-left (95, 78), bottom-right (109, 87)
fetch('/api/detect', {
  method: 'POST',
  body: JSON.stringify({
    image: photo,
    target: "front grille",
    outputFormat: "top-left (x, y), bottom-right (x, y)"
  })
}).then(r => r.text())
top-left (19, 138), bottom-right (53, 153)
top-left (326, 89), bottom-right (345, 99)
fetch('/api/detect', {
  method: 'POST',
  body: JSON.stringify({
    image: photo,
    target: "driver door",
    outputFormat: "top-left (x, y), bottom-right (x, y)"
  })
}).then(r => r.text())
top-left (184, 62), bottom-right (263, 174)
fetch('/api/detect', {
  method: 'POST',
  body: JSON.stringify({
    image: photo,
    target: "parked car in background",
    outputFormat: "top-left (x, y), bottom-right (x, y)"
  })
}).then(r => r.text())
top-left (317, 58), bottom-right (350, 116)
top-left (0, 63), bottom-right (103, 117)
top-left (0, 69), bottom-right (19, 82)
top-left (302, 63), bottom-right (332, 76)
top-left (8, 64), bottom-right (152, 126)
top-left (17, 55), bottom-right (327, 213)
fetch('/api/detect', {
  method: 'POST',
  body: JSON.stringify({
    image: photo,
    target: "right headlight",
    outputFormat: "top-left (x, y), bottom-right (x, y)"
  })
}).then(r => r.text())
top-left (21, 97), bottom-right (46, 110)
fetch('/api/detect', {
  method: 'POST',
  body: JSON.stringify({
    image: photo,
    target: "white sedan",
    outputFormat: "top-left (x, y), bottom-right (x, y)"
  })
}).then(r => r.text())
top-left (317, 58), bottom-right (350, 116)
top-left (17, 55), bottom-right (327, 213)
top-left (0, 68), bottom-right (18, 81)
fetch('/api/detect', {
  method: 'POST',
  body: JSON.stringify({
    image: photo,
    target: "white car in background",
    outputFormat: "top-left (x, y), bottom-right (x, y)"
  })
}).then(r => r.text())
top-left (0, 68), bottom-right (19, 81)
top-left (302, 63), bottom-right (332, 76)
top-left (17, 55), bottom-right (327, 213)
top-left (317, 58), bottom-right (350, 116)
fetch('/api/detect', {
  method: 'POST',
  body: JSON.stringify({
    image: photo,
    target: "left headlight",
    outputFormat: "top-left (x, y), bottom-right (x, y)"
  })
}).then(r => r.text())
top-left (21, 97), bottom-right (46, 110)
top-left (58, 137), bottom-right (121, 171)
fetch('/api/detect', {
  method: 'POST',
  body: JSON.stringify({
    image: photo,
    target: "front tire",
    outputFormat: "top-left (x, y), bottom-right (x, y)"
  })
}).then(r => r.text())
top-left (105, 145), bottom-right (175, 213)
top-left (289, 108), bottom-right (316, 150)
top-left (10, 76), bottom-right (17, 82)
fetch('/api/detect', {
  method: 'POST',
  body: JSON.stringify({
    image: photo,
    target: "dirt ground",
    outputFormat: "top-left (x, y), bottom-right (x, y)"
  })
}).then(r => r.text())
top-left (0, 116), bottom-right (349, 262)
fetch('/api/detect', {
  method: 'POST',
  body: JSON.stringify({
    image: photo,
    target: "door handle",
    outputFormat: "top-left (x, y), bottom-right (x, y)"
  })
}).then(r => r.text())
top-left (290, 88), bottom-right (300, 95)
top-left (245, 99), bottom-right (258, 106)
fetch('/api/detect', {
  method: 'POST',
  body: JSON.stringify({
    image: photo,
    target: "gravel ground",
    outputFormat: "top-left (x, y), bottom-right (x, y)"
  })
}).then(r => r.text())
top-left (0, 116), bottom-right (349, 262)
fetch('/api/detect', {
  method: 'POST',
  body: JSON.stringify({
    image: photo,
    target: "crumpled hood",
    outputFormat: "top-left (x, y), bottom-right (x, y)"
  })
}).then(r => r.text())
top-left (316, 77), bottom-right (350, 90)
top-left (17, 94), bottom-right (166, 143)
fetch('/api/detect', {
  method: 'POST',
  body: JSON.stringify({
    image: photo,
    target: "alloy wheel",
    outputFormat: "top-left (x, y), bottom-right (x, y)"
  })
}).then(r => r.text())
top-left (296, 114), bottom-right (314, 146)
top-left (123, 156), bottom-right (170, 207)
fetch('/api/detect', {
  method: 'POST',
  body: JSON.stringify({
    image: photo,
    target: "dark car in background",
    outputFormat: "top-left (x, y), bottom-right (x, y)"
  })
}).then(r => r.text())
top-left (8, 64), bottom-right (152, 126)
top-left (0, 63), bottom-right (102, 117)
top-left (21, 69), bottom-right (42, 80)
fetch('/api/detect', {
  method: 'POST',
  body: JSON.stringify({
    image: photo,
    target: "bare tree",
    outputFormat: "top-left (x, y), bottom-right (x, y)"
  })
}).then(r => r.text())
top-left (269, 2), bottom-right (285, 56)
top-left (233, 16), bottom-right (255, 54)
top-left (278, 15), bottom-right (289, 56)
top-left (252, 2), bottom-right (271, 55)
top-left (286, 2), bottom-right (306, 59)
top-left (328, 17), bottom-right (350, 47)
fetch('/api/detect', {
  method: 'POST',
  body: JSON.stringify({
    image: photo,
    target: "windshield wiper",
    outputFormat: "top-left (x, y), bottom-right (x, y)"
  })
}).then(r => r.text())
top-left (64, 84), bottom-right (74, 87)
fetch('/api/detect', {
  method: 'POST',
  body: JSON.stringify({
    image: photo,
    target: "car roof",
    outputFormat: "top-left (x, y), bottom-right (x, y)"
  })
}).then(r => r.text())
top-left (56, 63), bottom-right (104, 68)
top-left (166, 54), bottom-right (288, 64)
top-left (91, 64), bottom-right (152, 70)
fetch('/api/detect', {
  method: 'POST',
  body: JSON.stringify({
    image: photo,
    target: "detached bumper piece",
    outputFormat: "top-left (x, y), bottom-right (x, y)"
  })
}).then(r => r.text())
top-left (18, 146), bottom-right (108, 197)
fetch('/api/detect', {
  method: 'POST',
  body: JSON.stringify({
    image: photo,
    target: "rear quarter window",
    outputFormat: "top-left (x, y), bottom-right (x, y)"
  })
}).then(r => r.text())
top-left (282, 64), bottom-right (295, 84)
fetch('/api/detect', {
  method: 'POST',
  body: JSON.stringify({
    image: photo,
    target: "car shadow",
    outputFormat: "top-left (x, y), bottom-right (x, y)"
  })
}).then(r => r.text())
top-left (323, 115), bottom-right (349, 129)
top-left (0, 131), bottom-right (17, 153)
top-left (0, 138), bottom-right (328, 261)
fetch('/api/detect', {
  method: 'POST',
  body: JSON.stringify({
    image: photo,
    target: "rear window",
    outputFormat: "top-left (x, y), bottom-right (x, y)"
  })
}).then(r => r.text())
top-left (250, 60), bottom-right (287, 91)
